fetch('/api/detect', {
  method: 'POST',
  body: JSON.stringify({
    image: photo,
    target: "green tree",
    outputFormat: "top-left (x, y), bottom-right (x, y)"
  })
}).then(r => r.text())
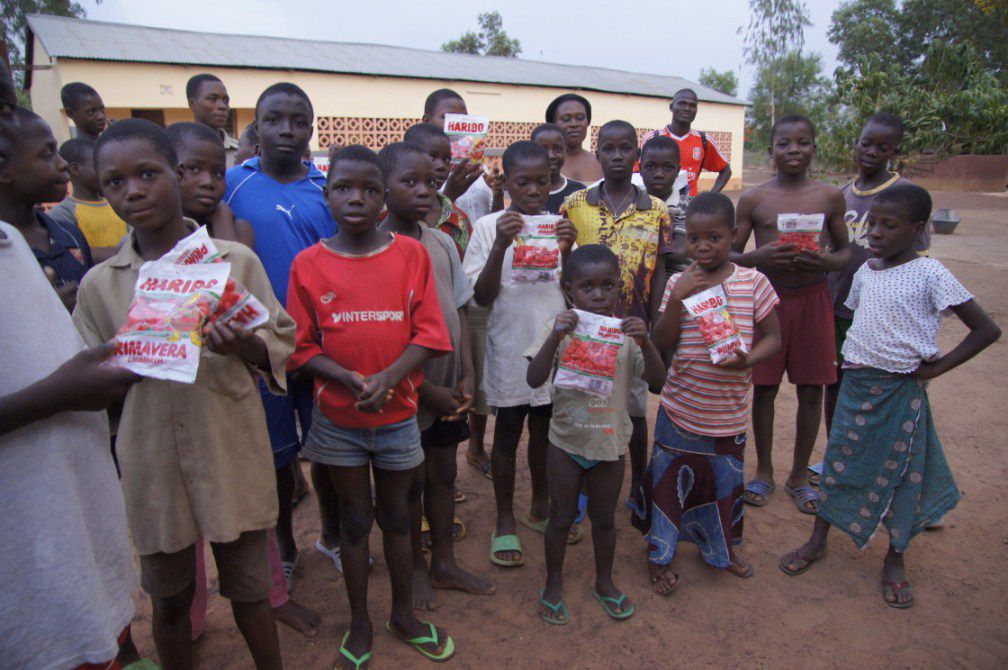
top-left (698, 67), bottom-right (739, 97)
top-left (739, 0), bottom-right (811, 127)
top-left (829, 0), bottom-right (1008, 82)
top-left (827, 0), bottom-right (902, 72)
top-left (442, 11), bottom-right (521, 58)
top-left (897, 0), bottom-right (1008, 82)
top-left (1, 0), bottom-right (97, 92)
top-left (816, 41), bottom-right (1008, 172)
top-left (746, 50), bottom-right (828, 149)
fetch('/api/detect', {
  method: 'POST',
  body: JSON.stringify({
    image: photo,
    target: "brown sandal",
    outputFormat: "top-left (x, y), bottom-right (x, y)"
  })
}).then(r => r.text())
top-left (778, 548), bottom-right (825, 576)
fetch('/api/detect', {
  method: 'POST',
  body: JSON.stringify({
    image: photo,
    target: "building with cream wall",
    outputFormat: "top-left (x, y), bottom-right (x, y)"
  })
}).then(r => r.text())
top-left (27, 14), bottom-right (746, 189)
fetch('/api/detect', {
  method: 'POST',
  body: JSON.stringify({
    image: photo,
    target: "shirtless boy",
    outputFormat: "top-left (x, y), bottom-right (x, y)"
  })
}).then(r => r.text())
top-left (733, 114), bottom-right (850, 515)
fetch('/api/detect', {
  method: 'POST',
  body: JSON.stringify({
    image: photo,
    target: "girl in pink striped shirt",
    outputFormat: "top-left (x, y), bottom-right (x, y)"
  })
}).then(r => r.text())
top-left (631, 192), bottom-right (781, 595)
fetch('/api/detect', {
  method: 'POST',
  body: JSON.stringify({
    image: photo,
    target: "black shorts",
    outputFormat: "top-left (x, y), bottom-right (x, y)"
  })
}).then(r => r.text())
top-left (421, 418), bottom-right (471, 448)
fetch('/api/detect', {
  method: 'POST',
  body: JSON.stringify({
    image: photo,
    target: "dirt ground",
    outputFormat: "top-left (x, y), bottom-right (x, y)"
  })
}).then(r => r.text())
top-left (126, 190), bottom-right (1008, 669)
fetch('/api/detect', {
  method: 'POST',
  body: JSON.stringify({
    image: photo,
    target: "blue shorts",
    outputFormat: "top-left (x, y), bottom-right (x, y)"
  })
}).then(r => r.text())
top-left (303, 407), bottom-right (423, 471)
top-left (259, 374), bottom-right (314, 469)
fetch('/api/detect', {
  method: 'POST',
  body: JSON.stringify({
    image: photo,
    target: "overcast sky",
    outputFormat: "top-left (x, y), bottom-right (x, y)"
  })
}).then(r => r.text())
top-left (78, 0), bottom-right (844, 99)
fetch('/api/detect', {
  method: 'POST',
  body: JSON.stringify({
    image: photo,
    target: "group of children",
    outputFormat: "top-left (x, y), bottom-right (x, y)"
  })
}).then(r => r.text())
top-left (1, 68), bottom-right (1000, 670)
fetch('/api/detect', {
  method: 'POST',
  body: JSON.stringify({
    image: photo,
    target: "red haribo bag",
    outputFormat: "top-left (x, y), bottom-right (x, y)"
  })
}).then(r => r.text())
top-left (681, 284), bottom-right (747, 364)
top-left (113, 261), bottom-right (228, 383)
top-left (553, 310), bottom-right (626, 398)
top-left (511, 215), bottom-right (561, 284)
top-left (776, 213), bottom-right (825, 252)
top-left (163, 227), bottom-right (269, 330)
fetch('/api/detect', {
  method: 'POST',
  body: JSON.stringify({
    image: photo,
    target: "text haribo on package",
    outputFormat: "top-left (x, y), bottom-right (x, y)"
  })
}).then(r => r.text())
top-left (113, 261), bottom-right (229, 383)
top-left (776, 212), bottom-right (825, 252)
top-left (554, 310), bottom-right (626, 398)
top-left (511, 214), bottom-right (561, 284)
top-left (164, 227), bottom-right (269, 330)
top-left (444, 113), bottom-right (489, 166)
top-left (682, 284), bottom-right (747, 364)
top-left (160, 226), bottom-right (221, 265)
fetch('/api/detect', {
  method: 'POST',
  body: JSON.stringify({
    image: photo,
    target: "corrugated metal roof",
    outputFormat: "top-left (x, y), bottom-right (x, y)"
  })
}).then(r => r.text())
top-left (27, 14), bottom-right (745, 106)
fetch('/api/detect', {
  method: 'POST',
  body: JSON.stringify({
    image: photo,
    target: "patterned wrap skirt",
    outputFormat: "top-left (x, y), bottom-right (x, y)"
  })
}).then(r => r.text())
top-left (817, 367), bottom-right (960, 551)
top-left (631, 408), bottom-right (745, 569)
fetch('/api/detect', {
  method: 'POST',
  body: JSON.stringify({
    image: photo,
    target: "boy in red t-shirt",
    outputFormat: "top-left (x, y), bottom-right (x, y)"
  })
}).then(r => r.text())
top-left (286, 145), bottom-right (456, 666)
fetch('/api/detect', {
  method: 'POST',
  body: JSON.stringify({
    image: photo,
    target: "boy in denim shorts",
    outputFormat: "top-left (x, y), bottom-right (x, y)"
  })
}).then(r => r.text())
top-left (286, 146), bottom-right (457, 666)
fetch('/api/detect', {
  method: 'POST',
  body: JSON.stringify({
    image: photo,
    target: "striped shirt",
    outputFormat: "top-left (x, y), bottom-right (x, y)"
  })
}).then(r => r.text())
top-left (660, 265), bottom-right (778, 436)
top-left (30, 209), bottom-right (93, 287)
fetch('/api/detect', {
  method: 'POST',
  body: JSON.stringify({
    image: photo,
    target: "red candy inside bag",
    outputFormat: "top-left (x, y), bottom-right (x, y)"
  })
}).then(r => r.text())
top-left (776, 213), bottom-right (825, 252)
top-left (554, 310), bottom-right (626, 398)
top-left (112, 261), bottom-right (229, 383)
top-left (164, 227), bottom-right (269, 330)
top-left (511, 215), bottom-right (562, 284)
top-left (682, 284), bottom-right (747, 364)
top-left (112, 227), bottom-right (272, 384)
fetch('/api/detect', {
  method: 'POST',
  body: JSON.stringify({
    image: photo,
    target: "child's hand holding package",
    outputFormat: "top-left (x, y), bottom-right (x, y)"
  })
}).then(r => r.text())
top-left (556, 217), bottom-right (577, 253)
top-left (621, 316), bottom-right (649, 345)
top-left (202, 319), bottom-right (268, 368)
top-left (443, 158), bottom-right (482, 201)
top-left (493, 211), bottom-right (524, 250)
top-left (552, 309), bottom-right (579, 336)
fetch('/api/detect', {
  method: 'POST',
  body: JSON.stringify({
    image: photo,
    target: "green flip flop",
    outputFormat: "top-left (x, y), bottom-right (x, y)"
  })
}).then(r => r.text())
top-left (539, 589), bottom-right (569, 625)
top-left (592, 591), bottom-right (635, 620)
top-left (385, 621), bottom-right (455, 662)
top-left (521, 515), bottom-right (585, 545)
top-left (122, 661), bottom-right (161, 670)
top-left (490, 532), bottom-right (524, 567)
top-left (336, 631), bottom-right (370, 669)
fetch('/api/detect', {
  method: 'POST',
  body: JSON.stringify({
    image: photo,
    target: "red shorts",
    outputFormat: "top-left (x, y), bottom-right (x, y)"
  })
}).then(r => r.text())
top-left (72, 626), bottom-right (129, 670)
top-left (752, 280), bottom-right (837, 386)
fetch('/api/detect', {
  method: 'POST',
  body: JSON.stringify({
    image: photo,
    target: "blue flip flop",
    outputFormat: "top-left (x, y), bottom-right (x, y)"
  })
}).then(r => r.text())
top-left (574, 493), bottom-right (588, 524)
top-left (784, 483), bottom-right (819, 514)
top-left (743, 480), bottom-right (775, 507)
top-left (539, 589), bottom-right (569, 625)
top-left (592, 591), bottom-right (635, 620)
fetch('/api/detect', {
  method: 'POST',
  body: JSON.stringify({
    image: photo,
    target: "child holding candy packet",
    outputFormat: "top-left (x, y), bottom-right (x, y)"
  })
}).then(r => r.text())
top-left (72, 119), bottom-right (294, 668)
top-left (526, 245), bottom-right (666, 624)
top-left (632, 192), bottom-right (781, 595)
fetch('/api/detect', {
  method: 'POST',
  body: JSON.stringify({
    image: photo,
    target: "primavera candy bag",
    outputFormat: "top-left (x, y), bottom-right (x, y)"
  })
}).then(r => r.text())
top-left (776, 213), bottom-right (825, 252)
top-left (444, 113), bottom-right (489, 166)
top-left (554, 310), bottom-right (626, 398)
top-left (682, 284), bottom-right (747, 364)
top-left (511, 215), bottom-right (561, 284)
top-left (164, 227), bottom-right (269, 330)
top-left (113, 261), bottom-right (228, 383)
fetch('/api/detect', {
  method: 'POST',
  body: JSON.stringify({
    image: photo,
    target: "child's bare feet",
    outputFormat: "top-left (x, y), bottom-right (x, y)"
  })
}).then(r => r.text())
top-left (882, 547), bottom-right (914, 608)
top-left (412, 560), bottom-right (438, 611)
top-left (273, 597), bottom-right (321, 637)
top-left (430, 562), bottom-right (496, 595)
top-left (647, 560), bottom-right (680, 596)
top-left (465, 450), bottom-right (491, 479)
